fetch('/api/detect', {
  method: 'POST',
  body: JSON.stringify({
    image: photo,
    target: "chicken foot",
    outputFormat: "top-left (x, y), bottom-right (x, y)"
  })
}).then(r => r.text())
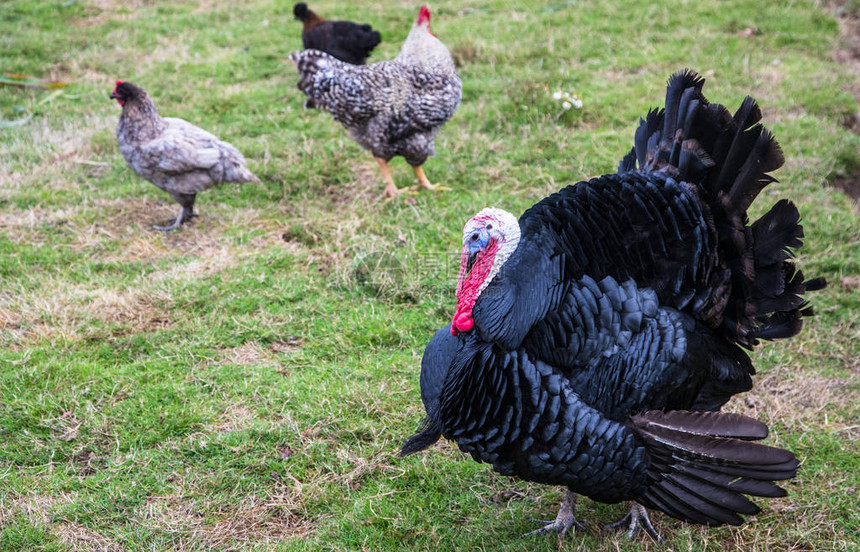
top-left (409, 165), bottom-right (449, 192)
top-left (603, 502), bottom-right (662, 541)
top-left (375, 157), bottom-right (401, 199)
top-left (155, 193), bottom-right (198, 232)
top-left (523, 490), bottom-right (587, 539)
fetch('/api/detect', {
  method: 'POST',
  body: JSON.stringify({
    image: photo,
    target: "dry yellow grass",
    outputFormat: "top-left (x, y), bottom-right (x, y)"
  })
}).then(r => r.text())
top-left (136, 491), bottom-right (313, 550)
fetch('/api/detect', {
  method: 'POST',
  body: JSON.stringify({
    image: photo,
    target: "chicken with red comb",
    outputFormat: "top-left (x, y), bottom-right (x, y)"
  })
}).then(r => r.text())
top-left (291, 5), bottom-right (461, 198)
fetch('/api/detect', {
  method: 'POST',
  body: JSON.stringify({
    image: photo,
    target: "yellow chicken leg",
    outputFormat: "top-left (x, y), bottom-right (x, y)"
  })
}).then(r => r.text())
top-left (413, 165), bottom-right (433, 190)
top-left (412, 165), bottom-right (450, 192)
top-left (375, 157), bottom-right (401, 199)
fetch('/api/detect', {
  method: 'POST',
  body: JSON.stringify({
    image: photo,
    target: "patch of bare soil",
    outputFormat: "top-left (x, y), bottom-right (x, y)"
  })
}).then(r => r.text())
top-left (222, 342), bottom-right (275, 367)
top-left (830, 1), bottom-right (860, 208)
top-left (139, 492), bottom-right (313, 549)
top-left (54, 522), bottom-right (127, 552)
top-left (832, 169), bottom-right (860, 209)
top-left (833, 2), bottom-right (860, 79)
top-left (726, 363), bottom-right (860, 440)
top-left (0, 491), bottom-right (78, 526)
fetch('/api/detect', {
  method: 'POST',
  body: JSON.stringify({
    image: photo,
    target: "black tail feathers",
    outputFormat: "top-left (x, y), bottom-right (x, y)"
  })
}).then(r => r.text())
top-left (740, 199), bottom-right (826, 345)
top-left (620, 69), bottom-right (825, 347)
top-left (353, 25), bottom-right (382, 52)
top-left (632, 410), bottom-right (798, 526)
top-left (619, 69), bottom-right (728, 183)
top-left (293, 2), bottom-right (310, 19)
top-left (619, 69), bottom-right (784, 211)
top-left (400, 417), bottom-right (443, 457)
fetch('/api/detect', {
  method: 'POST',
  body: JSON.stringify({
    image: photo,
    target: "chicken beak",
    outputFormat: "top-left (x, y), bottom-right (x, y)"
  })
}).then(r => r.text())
top-left (109, 92), bottom-right (117, 100)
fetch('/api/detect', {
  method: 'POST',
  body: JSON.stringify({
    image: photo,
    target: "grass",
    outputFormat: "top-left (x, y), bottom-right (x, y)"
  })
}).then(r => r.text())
top-left (1, 0), bottom-right (859, 550)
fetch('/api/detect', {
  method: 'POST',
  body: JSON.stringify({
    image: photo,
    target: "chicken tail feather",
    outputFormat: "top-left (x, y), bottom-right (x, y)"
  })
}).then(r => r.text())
top-left (237, 166), bottom-right (260, 183)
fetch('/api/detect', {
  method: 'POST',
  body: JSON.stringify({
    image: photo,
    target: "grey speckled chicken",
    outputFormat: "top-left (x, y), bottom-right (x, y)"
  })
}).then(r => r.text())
top-left (401, 71), bottom-right (825, 541)
top-left (290, 5), bottom-right (461, 198)
top-left (110, 81), bottom-right (259, 231)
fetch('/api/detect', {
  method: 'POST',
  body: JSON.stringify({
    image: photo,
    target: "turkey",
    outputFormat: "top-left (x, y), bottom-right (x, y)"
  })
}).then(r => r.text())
top-left (401, 70), bottom-right (825, 540)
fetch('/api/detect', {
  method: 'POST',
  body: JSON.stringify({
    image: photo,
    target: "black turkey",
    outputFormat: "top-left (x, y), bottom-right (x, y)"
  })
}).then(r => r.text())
top-left (401, 70), bottom-right (824, 540)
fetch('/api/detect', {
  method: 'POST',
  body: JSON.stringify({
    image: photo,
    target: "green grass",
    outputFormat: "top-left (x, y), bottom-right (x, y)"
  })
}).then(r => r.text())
top-left (1, 0), bottom-right (859, 550)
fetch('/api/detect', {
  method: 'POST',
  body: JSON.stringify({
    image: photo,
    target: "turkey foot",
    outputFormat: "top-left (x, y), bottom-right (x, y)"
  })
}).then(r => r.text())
top-left (523, 490), bottom-right (586, 539)
top-left (603, 502), bottom-right (662, 541)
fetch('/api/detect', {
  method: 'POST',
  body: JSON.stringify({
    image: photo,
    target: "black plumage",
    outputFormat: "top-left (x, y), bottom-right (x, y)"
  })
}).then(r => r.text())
top-left (293, 3), bottom-right (381, 65)
top-left (402, 70), bottom-right (824, 539)
top-left (400, 325), bottom-right (456, 456)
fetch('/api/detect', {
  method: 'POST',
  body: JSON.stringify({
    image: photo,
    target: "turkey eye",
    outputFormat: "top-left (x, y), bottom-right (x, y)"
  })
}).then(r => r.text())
top-left (485, 224), bottom-right (493, 230)
top-left (470, 233), bottom-right (479, 241)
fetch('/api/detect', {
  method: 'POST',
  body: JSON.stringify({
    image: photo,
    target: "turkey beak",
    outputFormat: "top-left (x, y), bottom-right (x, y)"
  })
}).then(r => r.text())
top-left (465, 251), bottom-right (478, 275)
top-left (464, 228), bottom-right (489, 275)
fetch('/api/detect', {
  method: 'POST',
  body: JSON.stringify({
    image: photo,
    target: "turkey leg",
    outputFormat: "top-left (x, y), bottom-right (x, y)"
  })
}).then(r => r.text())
top-left (603, 502), bottom-right (662, 541)
top-left (524, 489), bottom-right (587, 539)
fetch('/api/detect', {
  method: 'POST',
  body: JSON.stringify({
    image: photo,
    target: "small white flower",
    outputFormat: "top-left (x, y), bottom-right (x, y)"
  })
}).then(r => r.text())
top-left (563, 92), bottom-right (571, 99)
top-left (552, 91), bottom-right (562, 100)
top-left (562, 101), bottom-right (572, 110)
top-left (573, 98), bottom-right (583, 109)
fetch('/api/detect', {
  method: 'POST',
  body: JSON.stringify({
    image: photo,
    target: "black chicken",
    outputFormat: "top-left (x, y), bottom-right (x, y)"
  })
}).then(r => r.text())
top-left (293, 3), bottom-right (381, 65)
top-left (401, 70), bottom-right (824, 540)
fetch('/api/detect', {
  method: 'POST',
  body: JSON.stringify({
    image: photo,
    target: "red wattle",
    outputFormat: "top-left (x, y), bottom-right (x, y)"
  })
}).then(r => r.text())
top-left (457, 314), bottom-right (473, 332)
top-left (452, 234), bottom-right (499, 337)
top-left (451, 311), bottom-right (474, 335)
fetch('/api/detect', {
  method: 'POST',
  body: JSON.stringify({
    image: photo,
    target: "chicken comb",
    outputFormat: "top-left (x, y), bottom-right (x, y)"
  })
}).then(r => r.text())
top-left (114, 80), bottom-right (124, 90)
top-left (418, 5), bottom-right (431, 25)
